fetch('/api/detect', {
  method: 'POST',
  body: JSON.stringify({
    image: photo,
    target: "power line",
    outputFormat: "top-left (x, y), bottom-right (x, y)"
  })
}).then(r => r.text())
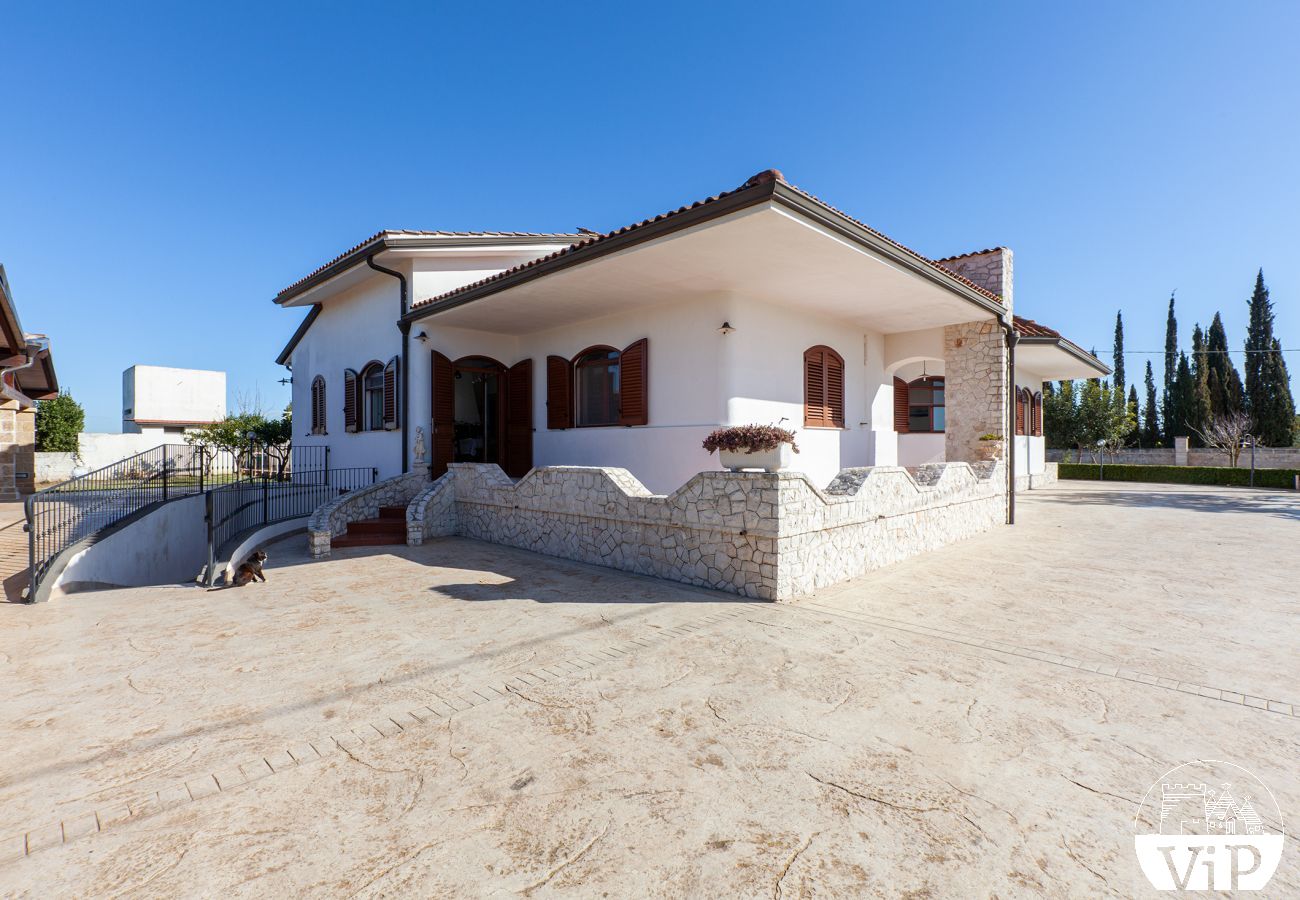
top-left (1094, 348), bottom-right (1300, 356)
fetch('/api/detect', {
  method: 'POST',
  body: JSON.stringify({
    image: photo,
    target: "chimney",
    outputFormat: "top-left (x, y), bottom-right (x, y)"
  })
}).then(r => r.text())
top-left (936, 247), bottom-right (1013, 313)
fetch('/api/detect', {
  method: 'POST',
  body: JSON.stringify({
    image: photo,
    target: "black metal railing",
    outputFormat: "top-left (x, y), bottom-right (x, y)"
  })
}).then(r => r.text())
top-left (24, 443), bottom-right (343, 599)
top-left (203, 460), bottom-right (376, 585)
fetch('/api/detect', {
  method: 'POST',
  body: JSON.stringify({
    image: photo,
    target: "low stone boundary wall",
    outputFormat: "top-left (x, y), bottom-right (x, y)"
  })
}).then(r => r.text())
top-left (1047, 447), bottom-right (1300, 468)
top-left (409, 462), bottom-right (1006, 601)
top-left (307, 470), bottom-right (430, 557)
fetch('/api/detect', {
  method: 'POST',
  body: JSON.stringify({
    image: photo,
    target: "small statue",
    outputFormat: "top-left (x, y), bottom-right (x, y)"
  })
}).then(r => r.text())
top-left (413, 427), bottom-right (427, 464)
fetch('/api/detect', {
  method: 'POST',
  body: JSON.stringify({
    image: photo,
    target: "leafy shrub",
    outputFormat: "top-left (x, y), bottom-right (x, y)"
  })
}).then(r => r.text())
top-left (35, 392), bottom-right (85, 453)
top-left (702, 424), bottom-right (799, 455)
top-left (1059, 463), bottom-right (1299, 489)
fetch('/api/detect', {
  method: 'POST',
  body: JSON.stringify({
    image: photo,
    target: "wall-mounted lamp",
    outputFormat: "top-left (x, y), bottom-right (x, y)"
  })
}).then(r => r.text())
top-left (414, 330), bottom-right (430, 344)
top-left (717, 321), bottom-right (735, 335)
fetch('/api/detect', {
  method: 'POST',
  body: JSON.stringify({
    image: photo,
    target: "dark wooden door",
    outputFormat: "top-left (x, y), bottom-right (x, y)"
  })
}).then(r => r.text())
top-left (504, 358), bottom-right (533, 478)
top-left (431, 350), bottom-right (454, 477)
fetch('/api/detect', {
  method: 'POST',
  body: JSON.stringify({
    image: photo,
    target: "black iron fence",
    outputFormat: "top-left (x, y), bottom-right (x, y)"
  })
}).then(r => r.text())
top-left (24, 443), bottom-right (355, 598)
top-left (204, 461), bottom-right (375, 585)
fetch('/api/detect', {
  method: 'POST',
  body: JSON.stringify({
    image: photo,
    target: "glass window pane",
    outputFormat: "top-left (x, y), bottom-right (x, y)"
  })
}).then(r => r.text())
top-left (931, 389), bottom-right (944, 405)
top-left (577, 360), bottom-right (620, 425)
top-left (909, 386), bottom-right (931, 404)
top-left (932, 407), bottom-right (946, 432)
top-left (909, 408), bottom-right (930, 432)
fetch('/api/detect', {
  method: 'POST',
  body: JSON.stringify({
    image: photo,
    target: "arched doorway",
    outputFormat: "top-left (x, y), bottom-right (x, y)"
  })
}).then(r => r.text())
top-left (431, 351), bottom-right (533, 478)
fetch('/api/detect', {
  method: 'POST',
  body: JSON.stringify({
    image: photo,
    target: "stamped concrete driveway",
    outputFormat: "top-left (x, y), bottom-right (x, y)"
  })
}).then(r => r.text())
top-left (0, 481), bottom-right (1297, 897)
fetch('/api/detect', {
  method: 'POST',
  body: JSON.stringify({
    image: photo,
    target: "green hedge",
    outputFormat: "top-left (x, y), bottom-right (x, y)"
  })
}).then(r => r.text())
top-left (1059, 462), bottom-right (1300, 489)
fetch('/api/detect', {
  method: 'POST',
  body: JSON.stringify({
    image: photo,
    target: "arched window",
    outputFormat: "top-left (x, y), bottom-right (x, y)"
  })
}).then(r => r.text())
top-left (804, 346), bottom-right (845, 428)
top-left (361, 362), bottom-right (385, 431)
top-left (907, 376), bottom-right (945, 433)
top-left (1015, 388), bottom-right (1026, 436)
top-left (574, 346), bottom-right (621, 426)
top-left (310, 375), bottom-right (326, 435)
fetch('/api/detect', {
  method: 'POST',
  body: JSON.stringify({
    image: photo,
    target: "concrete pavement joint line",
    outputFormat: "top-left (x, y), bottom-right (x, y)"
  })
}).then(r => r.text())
top-left (1, 603), bottom-right (760, 862)
top-left (790, 601), bottom-right (1299, 720)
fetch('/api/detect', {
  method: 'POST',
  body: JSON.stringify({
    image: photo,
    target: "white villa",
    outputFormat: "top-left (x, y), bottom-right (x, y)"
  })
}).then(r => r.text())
top-left (276, 169), bottom-right (1107, 599)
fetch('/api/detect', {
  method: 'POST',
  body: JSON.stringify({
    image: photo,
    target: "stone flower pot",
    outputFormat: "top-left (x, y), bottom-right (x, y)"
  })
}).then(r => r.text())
top-left (720, 444), bottom-right (794, 473)
top-left (976, 440), bottom-right (1005, 462)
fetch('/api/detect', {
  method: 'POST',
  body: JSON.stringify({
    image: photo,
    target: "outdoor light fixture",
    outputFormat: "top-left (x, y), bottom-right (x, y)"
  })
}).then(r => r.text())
top-left (717, 321), bottom-right (735, 335)
top-left (414, 330), bottom-right (429, 343)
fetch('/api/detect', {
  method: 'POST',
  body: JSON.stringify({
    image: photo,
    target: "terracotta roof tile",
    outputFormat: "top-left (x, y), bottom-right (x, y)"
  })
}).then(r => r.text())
top-left (277, 229), bottom-right (583, 299)
top-left (1013, 316), bottom-right (1063, 339)
top-left (408, 170), bottom-right (1006, 311)
top-left (934, 247), bottom-right (1002, 263)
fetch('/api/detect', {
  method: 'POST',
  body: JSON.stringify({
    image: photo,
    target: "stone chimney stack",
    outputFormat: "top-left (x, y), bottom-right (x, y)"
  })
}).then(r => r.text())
top-left (936, 247), bottom-right (1014, 313)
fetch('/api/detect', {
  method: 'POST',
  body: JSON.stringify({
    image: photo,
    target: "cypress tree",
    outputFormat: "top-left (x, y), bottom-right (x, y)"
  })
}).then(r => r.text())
top-left (1171, 352), bottom-right (1195, 438)
top-left (1206, 312), bottom-right (1244, 415)
top-left (1163, 293), bottom-right (1178, 443)
top-left (1126, 384), bottom-right (1140, 444)
top-left (1190, 324), bottom-right (1212, 443)
top-left (1244, 269), bottom-right (1271, 416)
top-left (1142, 360), bottom-right (1161, 446)
top-left (1258, 338), bottom-right (1297, 446)
top-left (1113, 311), bottom-right (1126, 390)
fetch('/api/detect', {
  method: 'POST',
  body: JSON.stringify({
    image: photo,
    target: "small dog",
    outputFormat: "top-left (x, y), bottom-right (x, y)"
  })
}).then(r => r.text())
top-left (231, 550), bottom-right (268, 587)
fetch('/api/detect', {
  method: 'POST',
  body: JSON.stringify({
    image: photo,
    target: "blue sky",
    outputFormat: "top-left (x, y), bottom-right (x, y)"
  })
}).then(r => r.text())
top-left (2, 1), bottom-right (1296, 431)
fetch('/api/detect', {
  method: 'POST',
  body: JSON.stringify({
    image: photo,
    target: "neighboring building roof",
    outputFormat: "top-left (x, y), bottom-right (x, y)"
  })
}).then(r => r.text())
top-left (275, 230), bottom-right (585, 303)
top-left (404, 170), bottom-right (1006, 318)
top-left (1012, 316), bottom-right (1062, 339)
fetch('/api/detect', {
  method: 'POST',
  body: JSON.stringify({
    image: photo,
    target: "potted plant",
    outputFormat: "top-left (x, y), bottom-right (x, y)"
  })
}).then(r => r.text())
top-left (976, 433), bottom-right (1004, 461)
top-left (702, 424), bottom-right (800, 473)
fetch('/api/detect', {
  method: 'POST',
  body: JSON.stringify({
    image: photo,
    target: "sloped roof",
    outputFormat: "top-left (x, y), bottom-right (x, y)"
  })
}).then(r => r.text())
top-left (406, 170), bottom-right (1006, 314)
top-left (1013, 316), bottom-right (1063, 339)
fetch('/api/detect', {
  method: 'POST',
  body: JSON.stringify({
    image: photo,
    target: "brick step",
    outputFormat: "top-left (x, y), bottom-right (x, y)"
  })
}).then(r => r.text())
top-left (331, 532), bottom-right (406, 548)
top-left (345, 518), bottom-right (407, 536)
top-left (378, 506), bottom-right (406, 520)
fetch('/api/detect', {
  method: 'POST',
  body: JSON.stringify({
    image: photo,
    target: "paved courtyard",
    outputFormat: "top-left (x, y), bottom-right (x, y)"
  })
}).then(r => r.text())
top-left (0, 481), bottom-right (1297, 896)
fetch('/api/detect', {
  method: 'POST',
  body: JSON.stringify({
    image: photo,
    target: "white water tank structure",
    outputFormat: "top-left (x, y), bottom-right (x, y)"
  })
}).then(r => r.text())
top-left (122, 365), bottom-right (226, 435)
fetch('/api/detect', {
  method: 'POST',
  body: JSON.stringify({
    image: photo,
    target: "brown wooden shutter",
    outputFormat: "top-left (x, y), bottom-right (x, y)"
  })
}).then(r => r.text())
top-left (310, 376), bottom-right (325, 434)
top-left (1033, 391), bottom-right (1043, 436)
top-left (431, 351), bottom-right (454, 477)
top-left (619, 338), bottom-right (648, 426)
top-left (893, 376), bottom-right (909, 434)
top-left (504, 358), bottom-right (534, 477)
top-left (343, 368), bottom-right (358, 433)
top-left (803, 346), bottom-right (843, 428)
top-left (826, 352), bottom-right (844, 428)
top-left (546, 355), bottom-right (573, 429)
top-left (804, 349), bottom-right (826, 427)
top-left (382, 356), bottom-right (399, 430)
top-left (1015, 388), bottom-right (1026, 436)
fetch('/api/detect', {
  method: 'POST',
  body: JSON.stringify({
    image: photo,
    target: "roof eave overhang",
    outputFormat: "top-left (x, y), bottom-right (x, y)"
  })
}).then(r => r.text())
top-left (403, 182), bottom-right (1007, 326)
top-left (276, 304), bottom-right (321, 366)
top-left (1019, 335), bottom-right (1111, 377)
top-left (273, 234), bottom-right (582, 306)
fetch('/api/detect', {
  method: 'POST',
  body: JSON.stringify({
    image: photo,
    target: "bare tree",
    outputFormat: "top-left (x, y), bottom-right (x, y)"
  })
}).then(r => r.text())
top-left (1191, 411), bottom-right (1255, 467)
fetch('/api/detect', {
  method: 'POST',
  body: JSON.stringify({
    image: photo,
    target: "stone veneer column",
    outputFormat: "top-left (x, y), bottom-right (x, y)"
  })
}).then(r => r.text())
top-left (0, 403), bottom-right (18, 501)
top-left (943, 321), bottom-right (1008, 463)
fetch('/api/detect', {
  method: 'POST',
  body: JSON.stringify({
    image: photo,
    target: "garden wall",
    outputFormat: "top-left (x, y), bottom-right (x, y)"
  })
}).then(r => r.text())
top-left (1047, 446), bottom-right (1300, 468)
top-left (406, 462), bottom-right (1006, 601)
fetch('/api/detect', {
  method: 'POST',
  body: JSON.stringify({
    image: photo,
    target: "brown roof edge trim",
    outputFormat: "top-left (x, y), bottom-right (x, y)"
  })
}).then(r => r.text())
top-left (769, 184), bottom-right (1005, 318)
top-left (273, 233), bottom-right (582, 306)
top-left (401, 179), bottom-right (781, 325)
top-left (1018, 335), bottom-right (1112, 376)
top-left (276, 304), bottom-right (321, 366)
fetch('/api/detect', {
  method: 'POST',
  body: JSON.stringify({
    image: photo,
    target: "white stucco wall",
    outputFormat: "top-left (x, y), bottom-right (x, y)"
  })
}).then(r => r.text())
top-left (1016, 367), bottom-right (1049, 476)
top-left (54, 494), bottom-right (207, 591)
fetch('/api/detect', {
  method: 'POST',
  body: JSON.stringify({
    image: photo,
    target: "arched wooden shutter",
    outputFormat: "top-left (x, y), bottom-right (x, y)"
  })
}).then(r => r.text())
top-left (382, 356), bottom-right (399, 430)
top-left (343, 368), bottom-right (358, 433)
top-left (431, 351), bottom-right (454, 476)
top-left (1015, 388), bottom-right (1026, 436)
top-left (505, 358), bottom-right (533, 477)
top-left (311, 375), bottom-right (326, 435)
top-left (893, 377), bottom-right (909, 434)
top-left (546, 355), bottom-right (573, 429)
top-left (803, 346), bottom-right (844, 428)
top-left (1033, 391), bottom-right (1043, 436)
top-left (619, 338), bottom-right (648, 426)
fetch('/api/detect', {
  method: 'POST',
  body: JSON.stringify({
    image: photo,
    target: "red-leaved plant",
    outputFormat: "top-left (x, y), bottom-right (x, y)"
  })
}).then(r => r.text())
top-left (701, 424), bottom-right (800, 455)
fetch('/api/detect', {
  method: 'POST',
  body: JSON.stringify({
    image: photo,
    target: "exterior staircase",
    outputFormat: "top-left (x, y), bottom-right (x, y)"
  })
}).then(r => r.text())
top-left (330, 505), bottom-right (407, 549)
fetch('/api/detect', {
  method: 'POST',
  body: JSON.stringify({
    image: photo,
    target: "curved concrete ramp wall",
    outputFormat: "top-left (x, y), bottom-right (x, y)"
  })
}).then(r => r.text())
top-left (51, 495), bottom-right (207, 597)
